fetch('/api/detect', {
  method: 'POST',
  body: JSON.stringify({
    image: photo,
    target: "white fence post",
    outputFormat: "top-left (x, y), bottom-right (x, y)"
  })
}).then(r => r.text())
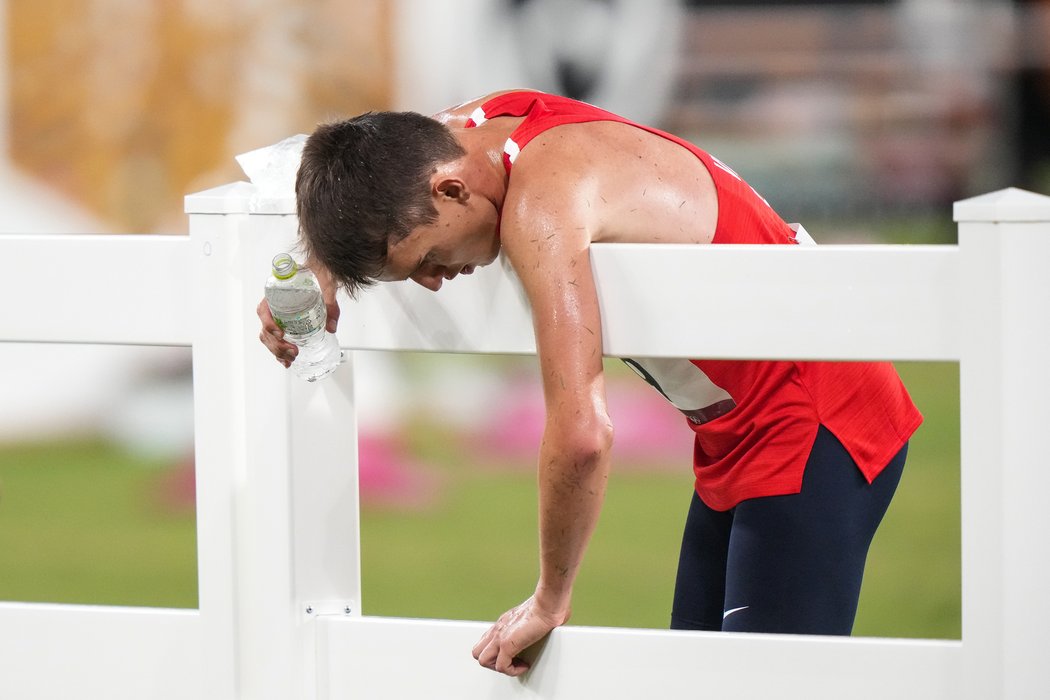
top-left (954, 188), bottom-right (1050, 699)
top-left (186, 184), bottom-right (362, 700)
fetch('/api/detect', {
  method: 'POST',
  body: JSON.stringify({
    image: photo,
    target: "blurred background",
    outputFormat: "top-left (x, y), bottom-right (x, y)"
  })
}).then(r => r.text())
top-left (2, 0), bottom-right (1046, 638)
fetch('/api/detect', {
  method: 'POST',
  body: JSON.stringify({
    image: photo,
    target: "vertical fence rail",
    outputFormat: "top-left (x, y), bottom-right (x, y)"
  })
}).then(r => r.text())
top-left (954, 189), bottom-right (1050, 698)
top-left (187, 184), bottom-right (362, 700)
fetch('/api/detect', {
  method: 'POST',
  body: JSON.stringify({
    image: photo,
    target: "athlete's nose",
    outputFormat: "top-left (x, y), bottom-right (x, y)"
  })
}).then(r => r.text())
top-left (411, 271), bottom-right (443, 291)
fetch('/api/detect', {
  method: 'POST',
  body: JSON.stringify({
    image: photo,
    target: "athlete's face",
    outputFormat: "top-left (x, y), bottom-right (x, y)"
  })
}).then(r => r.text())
top-left (379, 190), bottom-right (501, 292)
top-left (382, 222), bottom-right (500, 292)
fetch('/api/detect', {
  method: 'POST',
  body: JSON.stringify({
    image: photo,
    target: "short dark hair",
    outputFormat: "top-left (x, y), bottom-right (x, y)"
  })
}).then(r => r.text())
top-left (295, 111), bottom-right (466, 296)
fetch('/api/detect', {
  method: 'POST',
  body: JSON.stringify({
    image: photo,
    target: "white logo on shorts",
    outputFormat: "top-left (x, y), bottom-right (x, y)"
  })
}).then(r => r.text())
top-left (722, 606), bottom-right (749, 620)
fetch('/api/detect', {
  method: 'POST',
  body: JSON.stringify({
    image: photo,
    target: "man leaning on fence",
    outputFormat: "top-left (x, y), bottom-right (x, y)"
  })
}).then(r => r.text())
top-left (257, 89), bottom-right (922, 677)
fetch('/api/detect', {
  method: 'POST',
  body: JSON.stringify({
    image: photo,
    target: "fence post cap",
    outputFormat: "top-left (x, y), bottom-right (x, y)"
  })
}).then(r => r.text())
top-left (953, 187), bottom-right (1050, 223)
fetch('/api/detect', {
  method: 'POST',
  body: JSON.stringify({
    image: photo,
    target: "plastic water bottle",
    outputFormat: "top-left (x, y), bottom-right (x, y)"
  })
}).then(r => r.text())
top-left (264, 253), bottom-right (343, 382)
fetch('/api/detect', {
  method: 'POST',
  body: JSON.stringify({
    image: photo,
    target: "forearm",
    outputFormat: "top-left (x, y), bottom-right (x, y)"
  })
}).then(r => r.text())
top-left (533, 423), bottom-right (613, 613)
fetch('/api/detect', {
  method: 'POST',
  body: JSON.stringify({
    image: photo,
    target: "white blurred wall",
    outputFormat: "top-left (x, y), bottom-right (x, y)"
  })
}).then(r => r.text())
top-left (392, 0), bottom-right (683, 125)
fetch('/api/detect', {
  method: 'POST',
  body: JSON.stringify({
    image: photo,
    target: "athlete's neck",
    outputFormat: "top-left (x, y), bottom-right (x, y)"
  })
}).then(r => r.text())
top-left (452, 123), bottom-right (515, 212)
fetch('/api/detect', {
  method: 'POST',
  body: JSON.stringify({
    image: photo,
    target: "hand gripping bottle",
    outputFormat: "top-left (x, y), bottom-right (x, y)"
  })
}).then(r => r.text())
top-left (264, 253), bottom-right (343, 382)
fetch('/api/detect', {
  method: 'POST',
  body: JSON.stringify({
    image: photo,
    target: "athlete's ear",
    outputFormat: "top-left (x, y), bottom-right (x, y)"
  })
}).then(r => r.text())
top-left (434, 177), bottom-right (469, 203)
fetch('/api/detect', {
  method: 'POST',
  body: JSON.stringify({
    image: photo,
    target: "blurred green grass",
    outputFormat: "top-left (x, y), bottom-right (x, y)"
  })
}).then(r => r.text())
top-left (0, 362), bottom-right (959, 639)
top-left (0, 439), bottom-right (198, 607)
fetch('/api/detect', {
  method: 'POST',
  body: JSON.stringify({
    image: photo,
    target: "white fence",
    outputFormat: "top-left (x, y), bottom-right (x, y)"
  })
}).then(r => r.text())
top-left (0, 184), bottom-right (1048, 699)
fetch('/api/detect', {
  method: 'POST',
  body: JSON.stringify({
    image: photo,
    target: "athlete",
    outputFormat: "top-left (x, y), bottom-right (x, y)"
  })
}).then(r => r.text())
top-left (257, 90), bottom-right (922, 677)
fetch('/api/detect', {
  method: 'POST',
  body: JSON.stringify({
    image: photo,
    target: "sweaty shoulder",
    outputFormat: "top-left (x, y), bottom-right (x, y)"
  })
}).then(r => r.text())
top-left (507, 120), bottom-right (719, 245)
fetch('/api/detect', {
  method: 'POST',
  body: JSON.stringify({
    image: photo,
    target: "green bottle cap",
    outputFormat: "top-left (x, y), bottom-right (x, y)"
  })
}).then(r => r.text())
top-left (271, 253), bottom-right (298, 280)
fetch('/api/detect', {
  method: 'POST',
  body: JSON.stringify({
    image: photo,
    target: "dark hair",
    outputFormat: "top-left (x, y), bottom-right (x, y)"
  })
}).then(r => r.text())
top-left (295, 111), bottom-right (466, 296)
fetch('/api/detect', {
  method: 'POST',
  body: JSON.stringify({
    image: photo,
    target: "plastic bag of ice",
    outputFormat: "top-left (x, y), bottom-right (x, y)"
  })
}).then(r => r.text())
top-left (235, 134), bottom-right (308, 212)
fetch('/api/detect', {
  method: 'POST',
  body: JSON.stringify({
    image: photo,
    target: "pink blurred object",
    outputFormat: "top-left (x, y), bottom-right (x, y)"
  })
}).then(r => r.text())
top-left (153, 452), bottom-right (197, 513)
top-left (156, 433), bottom-right (443, 513)
top-left (474, 378), bottom-right (692, 470)
top-left (357, 433), bottom-right (443, 510)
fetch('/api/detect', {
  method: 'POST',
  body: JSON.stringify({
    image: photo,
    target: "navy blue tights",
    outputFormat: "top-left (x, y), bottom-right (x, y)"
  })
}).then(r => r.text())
top-left (670, 426), bottom-right (907, 635)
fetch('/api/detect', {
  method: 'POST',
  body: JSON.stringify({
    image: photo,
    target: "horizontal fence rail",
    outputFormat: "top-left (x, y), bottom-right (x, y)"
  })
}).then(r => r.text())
top-left (2, 234), bottom-right (194, 346)
top-left (319, 617), bottom-right (962, 700)
top-left (4, 233), bottom-right (959, 360)
top-left (339, 243), bottom-right (961, 360)
top-left (0, 603), bottom-right (202, 700)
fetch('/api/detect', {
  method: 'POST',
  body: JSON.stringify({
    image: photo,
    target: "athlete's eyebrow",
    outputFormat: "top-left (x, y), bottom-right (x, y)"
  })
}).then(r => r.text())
top-left (410, 252), bottom-right (430, 277)
top-left (379, 252), bottom-right (425, 282)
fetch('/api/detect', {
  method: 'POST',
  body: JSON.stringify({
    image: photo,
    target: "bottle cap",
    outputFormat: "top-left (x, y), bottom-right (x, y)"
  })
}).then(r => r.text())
top-left (271, 253), bottom-right (298, 280)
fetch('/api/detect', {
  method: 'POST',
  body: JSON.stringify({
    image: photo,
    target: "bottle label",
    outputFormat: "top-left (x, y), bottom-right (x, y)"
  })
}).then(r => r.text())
top-left (272, 297), bottom-right (326, 339)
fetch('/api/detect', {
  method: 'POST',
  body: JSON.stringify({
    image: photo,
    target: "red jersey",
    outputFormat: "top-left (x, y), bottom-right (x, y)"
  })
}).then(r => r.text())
top-left (467, 91), bottom-right (922, 511)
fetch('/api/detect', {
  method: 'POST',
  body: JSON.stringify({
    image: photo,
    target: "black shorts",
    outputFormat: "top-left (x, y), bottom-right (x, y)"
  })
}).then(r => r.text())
top-left (670, 425), bottom-right (907, 635)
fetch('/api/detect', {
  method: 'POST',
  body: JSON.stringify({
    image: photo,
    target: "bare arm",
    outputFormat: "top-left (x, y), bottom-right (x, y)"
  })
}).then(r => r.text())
top-left (472, 176), bottom-right (613, 677)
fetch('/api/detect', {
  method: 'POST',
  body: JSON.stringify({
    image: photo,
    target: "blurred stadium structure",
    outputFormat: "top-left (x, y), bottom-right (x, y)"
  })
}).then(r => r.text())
top-left (0, 0), bottom-right (1046, 454)
top-left (688, 0), bottom-right (1046, 216)
top-left (3, 0), bottom-right (1046, 237)
top-left (671, 0), bottom-right (1016, 216)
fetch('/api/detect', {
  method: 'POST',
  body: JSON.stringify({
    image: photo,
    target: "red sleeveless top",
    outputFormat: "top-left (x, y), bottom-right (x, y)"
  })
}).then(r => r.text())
top-left (468, 90), bottom-right (922, 510)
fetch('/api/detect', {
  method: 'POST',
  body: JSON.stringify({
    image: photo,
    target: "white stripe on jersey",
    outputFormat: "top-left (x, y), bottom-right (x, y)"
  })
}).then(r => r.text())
top-left (469, 106), bottom-right (488, 126)
top-left (709, 154), bottom-right (742, 181)
top-left (505, 138), bottom-right (521, 164)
